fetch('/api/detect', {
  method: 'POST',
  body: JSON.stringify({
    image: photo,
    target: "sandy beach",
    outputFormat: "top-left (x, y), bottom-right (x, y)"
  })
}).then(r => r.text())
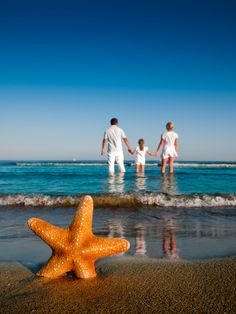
top-left (0, 256), bottom-right (235, 313)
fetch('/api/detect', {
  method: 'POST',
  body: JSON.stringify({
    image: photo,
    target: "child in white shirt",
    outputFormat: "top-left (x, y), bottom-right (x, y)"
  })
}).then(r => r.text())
top-left (129, 139), bottom-right (154, 173)
top-left (156, 122), bottom-right (179, 174)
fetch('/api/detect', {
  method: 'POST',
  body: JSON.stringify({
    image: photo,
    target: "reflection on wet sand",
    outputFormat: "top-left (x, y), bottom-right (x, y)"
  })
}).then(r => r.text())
top-left (108, 173), bottom-right (125, 193)
top-left (107, 219), bottom-right (180, 260)
top-left (134, 224), bottom-right (147, 257)
top-left (108, 219), bottom-right (125, 255)
top-left (162, 219), bottom-right (180, 261)
top-left (108, 219), bottom-right (124, 239)
top-left (161, 173), bottom-right (179, 195)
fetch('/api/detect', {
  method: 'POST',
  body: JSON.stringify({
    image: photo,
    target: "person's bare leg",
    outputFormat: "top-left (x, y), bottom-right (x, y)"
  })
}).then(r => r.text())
top-left (169, 157), bottom-right (174, 173)
top-left (161, 158), bottom-right (167, 174)
top-left (136, 164), bottom-right (140, 173)
top-left (140, 164), bottom-right (145, 173)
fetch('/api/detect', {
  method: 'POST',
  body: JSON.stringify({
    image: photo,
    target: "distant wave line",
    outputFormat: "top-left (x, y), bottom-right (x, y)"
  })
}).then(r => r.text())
top-left (16, 162), bottom-right (108, 167)
top-left (174, 163), bottom-right (236, 168)
top-left (15, 162), bottom-right (236, 168)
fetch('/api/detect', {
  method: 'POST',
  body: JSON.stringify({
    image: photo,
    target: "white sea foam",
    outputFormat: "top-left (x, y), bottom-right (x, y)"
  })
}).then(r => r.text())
top-left (16, 162), bottom-right (107, 167)
top-left (0, 194), bottom-right (80, 207)
top-left (0, 193), bottom-right (236, 208)
top-left (173, 163), bottom-right (236, 168)
top-left (15, 161), bottom-right (236, 168)
top-left (145, 162), bottom-right (236, 168)
top-left (137, 193), bottom-right (236, 208)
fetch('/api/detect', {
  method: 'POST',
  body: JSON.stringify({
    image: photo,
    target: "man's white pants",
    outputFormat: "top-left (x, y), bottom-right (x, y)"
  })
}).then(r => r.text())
top-left (108, 153), bottom-right (125, 173)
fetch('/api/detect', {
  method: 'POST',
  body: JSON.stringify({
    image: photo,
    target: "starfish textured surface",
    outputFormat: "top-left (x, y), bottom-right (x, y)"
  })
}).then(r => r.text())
top-left (28, 195), bottom-right (130, 279)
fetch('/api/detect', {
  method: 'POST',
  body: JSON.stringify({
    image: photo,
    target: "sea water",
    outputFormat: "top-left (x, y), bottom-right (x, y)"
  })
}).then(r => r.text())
top-left (0, 160), bottom-right (236, 265)
top-left (0, 160), bottom-right (236, 205)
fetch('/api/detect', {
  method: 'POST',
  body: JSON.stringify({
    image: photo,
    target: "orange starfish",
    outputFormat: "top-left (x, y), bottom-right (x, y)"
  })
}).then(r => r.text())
top-left (28, 195), bottom-right (130, 279)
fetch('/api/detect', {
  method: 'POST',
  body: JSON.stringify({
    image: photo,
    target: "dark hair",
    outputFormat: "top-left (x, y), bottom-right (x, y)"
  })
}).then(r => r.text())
top-left (110, 118), bottom-right (118, 125)
top-left (138, 138), bottom-right (144, 150)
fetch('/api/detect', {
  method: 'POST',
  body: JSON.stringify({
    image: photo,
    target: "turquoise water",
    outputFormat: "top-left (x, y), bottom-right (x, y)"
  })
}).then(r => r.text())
top-left (0, 160), bottom-right (236, 264)
top-left (0, 160), bottom-right (236, 207)
top-left (0, 160), bottom-right (236, 195)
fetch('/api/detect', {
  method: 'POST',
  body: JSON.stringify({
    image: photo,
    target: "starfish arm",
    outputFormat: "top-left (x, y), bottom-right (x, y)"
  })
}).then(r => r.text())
top-left (85, 237), bottom-right (130, 259)
top-left (28, 218), bottom-right (68, 250)
top-left (37, 254), bottom-right (72, 279)
top-left (28, 195), bottom-right (129, 280)
top-left (73, 257), bottom-right (96, 279)
top-left (69, 195), bottom-right (94, 243)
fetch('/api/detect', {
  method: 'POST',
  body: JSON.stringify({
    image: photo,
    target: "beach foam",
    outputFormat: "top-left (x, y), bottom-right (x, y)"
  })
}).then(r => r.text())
top-left (0, 192), bottom-right (236, 208)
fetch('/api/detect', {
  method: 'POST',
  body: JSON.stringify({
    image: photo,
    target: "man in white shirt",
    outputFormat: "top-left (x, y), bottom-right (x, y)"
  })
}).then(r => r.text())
top-left (101, 118), bottom-right (131, 174)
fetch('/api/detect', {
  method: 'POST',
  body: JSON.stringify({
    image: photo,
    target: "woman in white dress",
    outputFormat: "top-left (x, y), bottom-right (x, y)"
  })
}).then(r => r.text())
top-left (155, 122), bottom-right (179, 174)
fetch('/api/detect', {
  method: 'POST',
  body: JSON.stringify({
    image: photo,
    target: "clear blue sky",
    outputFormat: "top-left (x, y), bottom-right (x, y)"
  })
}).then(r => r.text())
top-left (0, 0), bottom-right (236, 161)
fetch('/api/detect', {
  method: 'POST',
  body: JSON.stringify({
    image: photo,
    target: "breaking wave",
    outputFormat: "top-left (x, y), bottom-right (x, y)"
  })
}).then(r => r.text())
top-left (0, 193), bottom-right (236, 208)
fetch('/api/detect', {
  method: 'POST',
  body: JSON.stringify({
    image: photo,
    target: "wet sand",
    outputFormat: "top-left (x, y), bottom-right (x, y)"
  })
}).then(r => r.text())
top-left (0, 257), bottom-right (235, 313)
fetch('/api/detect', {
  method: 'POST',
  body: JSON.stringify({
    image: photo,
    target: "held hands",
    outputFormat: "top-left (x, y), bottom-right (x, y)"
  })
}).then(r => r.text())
top-left (150, 152), bottom-right (157, 157)
top-left (128, 148), bottom-right (133, 154)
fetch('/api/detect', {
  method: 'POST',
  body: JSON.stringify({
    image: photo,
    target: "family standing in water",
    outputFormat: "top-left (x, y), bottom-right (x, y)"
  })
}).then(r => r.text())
top-left (101, 118), bottom-right (179, 174)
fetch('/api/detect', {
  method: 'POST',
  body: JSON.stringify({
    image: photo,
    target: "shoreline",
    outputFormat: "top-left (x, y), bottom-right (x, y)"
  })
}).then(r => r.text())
top-left (1, 256), bottom-right (235, 313)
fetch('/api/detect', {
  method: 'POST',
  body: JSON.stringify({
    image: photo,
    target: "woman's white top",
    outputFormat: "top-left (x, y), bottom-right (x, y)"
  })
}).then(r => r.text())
top-left (135, 146), bottom-right (148, 165)
top-left (161, 131), bottom-right (178, 159)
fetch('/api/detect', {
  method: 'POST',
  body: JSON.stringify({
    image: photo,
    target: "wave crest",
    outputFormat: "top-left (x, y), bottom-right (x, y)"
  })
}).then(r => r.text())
top-left (0, 193), bottom-right (236, 208)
